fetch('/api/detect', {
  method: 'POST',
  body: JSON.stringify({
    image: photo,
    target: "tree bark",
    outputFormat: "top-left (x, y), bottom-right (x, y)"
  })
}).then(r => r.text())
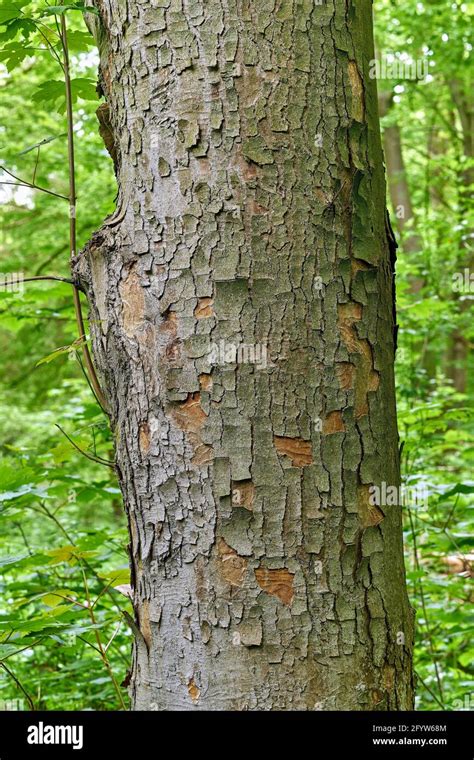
top-left (446, 78), bottom-right (473, 393)
top-left (77, 0), bottom-right (414, 710)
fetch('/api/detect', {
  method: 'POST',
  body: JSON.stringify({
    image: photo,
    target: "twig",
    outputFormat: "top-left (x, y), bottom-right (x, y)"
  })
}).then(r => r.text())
top-left (0, 662), bottom-right (35, 710)
top-left (104, 620), bottom-right (122, 654)
top-left (81, 568), bottom-right (127, 710)
top-left (0, 639), bottom-right (46, 665)
top-left (33, 146), bottom-right (40, 185)
top-left (0, 166), bottom-right (68, 201)
top-left (55, 424), bottom-right (115, 468)
top-left (407, 505), bottom-right (445, 706)
top-left (0, 275), bottom-right (76, 287)
top-left (59, 10), bottom-right (108, 413)
top-left (415, 671), bottom-right (446, 710)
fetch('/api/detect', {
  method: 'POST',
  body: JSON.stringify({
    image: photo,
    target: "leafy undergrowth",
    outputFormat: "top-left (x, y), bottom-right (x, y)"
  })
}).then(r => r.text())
top-left (0, 379), bottom-right (132, 710)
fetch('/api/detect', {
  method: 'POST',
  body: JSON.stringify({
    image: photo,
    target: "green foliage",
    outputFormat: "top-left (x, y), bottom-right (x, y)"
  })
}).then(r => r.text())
top-left (375, 0), bottom-right (474, 711)
top-left (0, 1), bottom-right (126, 710)
top-left (0, 0), bottom-right (472, 712)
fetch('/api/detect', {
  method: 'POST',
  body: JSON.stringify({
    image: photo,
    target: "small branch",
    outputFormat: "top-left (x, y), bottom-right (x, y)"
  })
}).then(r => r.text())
top-left (33, 146), bottom-right (40, 185)
top-left (0, 638), bottom-right (45, 663)
top-left (407, 505), bottom-right (445, 706)
top-left (81, 568), bottom-right (127, 710)
top-left (72, 287), bottom-right (108, 411)
top-left (75, 351), bottom-right (103, 409)
top-left (0, 166), bottom-right (69, 201)
top-left (25, 275), bottom-right (76, 285)
top-left (104, 620), bottom-right (122, 654)
top-left (55, 424), bottom-right (115, 468)
top-left (0, 275), bottom-right (76, 287)
top-left (415, 671), bottom-right (446, 710)
top-left (35, 243), bottom-right (69, 275)
top-left (59, 10), bottom-right (109, 414)
top-left (24, 502), bottom-right (124, 617)
top-left (45, 592), bottom-right (89, 609)
top-left (0, 662), bottom-right (35, 710)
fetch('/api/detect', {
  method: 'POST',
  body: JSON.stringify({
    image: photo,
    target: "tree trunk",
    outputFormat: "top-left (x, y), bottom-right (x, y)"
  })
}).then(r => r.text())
top-left (77, 0), bottom-right (414, 710)
top-left (378, 90), bottom-right (423, 295)
top-left (446, 79), bottom-right (473, 394)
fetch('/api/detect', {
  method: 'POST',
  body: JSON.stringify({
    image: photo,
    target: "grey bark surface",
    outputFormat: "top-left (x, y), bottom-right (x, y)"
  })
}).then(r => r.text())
top-left (76, 0), bottom-right (414, 710)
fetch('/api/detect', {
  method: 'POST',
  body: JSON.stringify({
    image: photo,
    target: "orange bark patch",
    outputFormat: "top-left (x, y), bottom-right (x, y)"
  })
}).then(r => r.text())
top-left (249, 200), bottom-right (268, 215)
top-left (159, 310), bottom-right (181, 363)
top-left (372, 689), bottom-right (385, 706)
top-left (194, 298), bottom-right (214, 319)
top-left (139, 422), bottom-right (151, 454)
top-left (274, 436), bottom-right (312, 467)
top-left (351, 258), bottom-right (372, 277)
top-left (338, 302), bottom-right (363, 353)
top-left (314, 186), bottom-right (330, 205)
top-left (323, 411), bottom-right (346, 435)
top-left (199, 373), bottom-right (213, 391)
top-left (231, 480), bottom-right (255, 510)
top-left (197, 158), bottom-right (210, 175)
top-left (255, 568), bottom-right (295, 606)
top-left (172, 392), bottom-right (206, 430)
top-left (187, 677), bottom-right (201, 703)
top-left (191, 445), bottom-right (213, 466)
top-left (160, 309), bottom-right (177, 333)
top-left (171, 393), bottom-right (213, 466)
top-left (336, 362), bottom-right (356, 390)
top-left (166, 339), bottom-right (181, 363)
top-left (139, 599), bottom-right (152, 650)
top-left (383, 664), bottom-right (395, 691)
top-left (217, 538), bottom-right (248, 587)
top-left (119, 265), bottom-right (145, 338)
top-left (357, 485), bottom-right (384, 528)
top-left (337, 303), bottom-right (380, 418)
top-left (348, 60), bottom-right (365, 122)
top-left (238, 154), bottom-right (258, 181)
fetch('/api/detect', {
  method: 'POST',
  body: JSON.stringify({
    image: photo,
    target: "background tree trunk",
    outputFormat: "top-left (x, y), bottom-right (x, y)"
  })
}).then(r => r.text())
top-left (446, 79), bottom-right (473, 394)
top-left (77, 0), bottom-right (414, 710)
top-left (378, 90), bottom-right (423, 295)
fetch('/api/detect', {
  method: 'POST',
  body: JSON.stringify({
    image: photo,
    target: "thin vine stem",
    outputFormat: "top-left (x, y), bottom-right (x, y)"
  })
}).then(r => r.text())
top-left (59, 8), bottom-right (108, 413)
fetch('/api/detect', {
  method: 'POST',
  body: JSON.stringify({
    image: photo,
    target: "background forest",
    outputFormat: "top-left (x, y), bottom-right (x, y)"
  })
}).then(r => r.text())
top-left (0, 0), bottom-right (472, 711)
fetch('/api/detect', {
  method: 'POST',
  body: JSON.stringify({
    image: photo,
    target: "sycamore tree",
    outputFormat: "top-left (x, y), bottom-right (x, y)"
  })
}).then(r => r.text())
top-left (64, 0), bottom-right (415, 710)
top-left (2, 0), bottom-right (474, 714)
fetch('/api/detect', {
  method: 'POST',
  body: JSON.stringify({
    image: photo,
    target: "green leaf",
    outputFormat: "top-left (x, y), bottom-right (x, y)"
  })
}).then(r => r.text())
top-left (32, 78), bottom-right (98, 113)
top-left (98, 568), bottom-right (130, 585)
top-left (71, 77), bottom-right (98, 102)
top-left (66, 29), bottom-right (93, 52)
top-left (40, 590), bottom-right (76, 607)
top-left (0, 553), bottom-right (29, 567)
top-left (0, 41), bottom-right (34, 70)
top-left (0, 16), bottom-right (35, 40)
top-left (0, 1), bottom-right (32, 25)
top-left (31, 79), bottom-right (65, 110)
top-left (36, 343), bottom-right (74, 367)
top-left (441, 483), bottom-right (474, 499)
